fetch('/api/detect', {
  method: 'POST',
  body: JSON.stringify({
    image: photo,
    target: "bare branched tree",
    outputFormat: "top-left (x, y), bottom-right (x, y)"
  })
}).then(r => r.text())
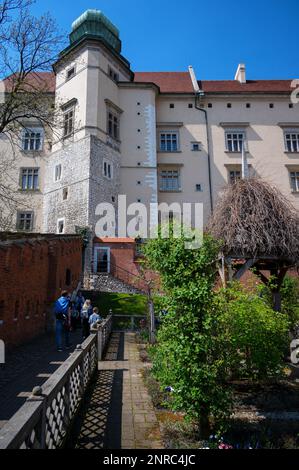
top-left (0, 1), bottom-right (66, 230)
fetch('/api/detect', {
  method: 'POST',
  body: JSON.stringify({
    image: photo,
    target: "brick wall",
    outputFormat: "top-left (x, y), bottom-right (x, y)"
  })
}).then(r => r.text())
top-left (0, 234), bottom-right (82, 347)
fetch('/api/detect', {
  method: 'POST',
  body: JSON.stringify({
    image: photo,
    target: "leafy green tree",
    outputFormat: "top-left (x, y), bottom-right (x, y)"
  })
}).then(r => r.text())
top-left (145, 229), bottom-right (290, 437)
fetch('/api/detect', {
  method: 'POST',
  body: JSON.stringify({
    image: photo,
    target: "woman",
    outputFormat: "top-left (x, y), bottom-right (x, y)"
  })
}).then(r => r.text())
top-left (81, 299), bottom-right (93, 340)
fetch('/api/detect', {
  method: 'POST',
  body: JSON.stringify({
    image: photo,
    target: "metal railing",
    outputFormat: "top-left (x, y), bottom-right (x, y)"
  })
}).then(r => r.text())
top-left (112, 314), bottom-right (147, 332)
top-left (0, 316), bottom-right (112, 450)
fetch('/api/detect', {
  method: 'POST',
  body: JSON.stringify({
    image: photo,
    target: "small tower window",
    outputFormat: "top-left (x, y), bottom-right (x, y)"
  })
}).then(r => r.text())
top-left (63, 188), bottom-right (69, 200)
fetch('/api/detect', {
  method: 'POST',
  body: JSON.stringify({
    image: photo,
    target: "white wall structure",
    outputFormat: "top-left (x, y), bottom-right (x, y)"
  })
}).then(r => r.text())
top-left (1, 9), bottom-right (299, 272)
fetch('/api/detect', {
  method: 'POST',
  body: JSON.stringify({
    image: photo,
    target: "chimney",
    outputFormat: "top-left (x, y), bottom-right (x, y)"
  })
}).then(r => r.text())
top-left (234, 63), bottom-right (246, 84)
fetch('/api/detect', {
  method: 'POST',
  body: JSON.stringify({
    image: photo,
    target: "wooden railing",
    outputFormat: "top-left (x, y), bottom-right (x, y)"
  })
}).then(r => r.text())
top-left (0, 316), bottom-right (112, 450)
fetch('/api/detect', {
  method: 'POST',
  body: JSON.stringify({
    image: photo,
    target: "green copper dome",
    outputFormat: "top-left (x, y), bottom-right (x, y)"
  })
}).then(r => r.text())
top-left (70, 9), bottom-right (121, 53)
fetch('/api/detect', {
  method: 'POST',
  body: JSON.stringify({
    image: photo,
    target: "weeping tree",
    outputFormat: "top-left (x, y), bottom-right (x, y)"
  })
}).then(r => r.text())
top-left (208, 178), bottom-right (299, 311)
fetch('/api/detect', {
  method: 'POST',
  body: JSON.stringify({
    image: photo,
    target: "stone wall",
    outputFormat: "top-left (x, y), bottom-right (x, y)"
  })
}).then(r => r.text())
top-left (0, 234), bottom-right (82, 348)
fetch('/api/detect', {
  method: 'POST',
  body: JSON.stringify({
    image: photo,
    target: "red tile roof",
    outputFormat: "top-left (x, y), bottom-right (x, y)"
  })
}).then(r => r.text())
top-left (4, 72), bottom-right (56, 93)
top-left (3, 71), bottom-right (294, 96)
top-left (134, 72), bottom-right (194, 93)
top-left (134, 72), bottom-right (293, 94)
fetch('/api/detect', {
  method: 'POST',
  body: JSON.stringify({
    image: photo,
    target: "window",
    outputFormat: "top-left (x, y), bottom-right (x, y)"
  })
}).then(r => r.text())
top-left (246, 103), bottom-right (251, 108)
top-left (21, 168), bottom-right (39, 190)
top-left (108, 66), bottom-right (119, 82)
top-left (160, 132), bottom-right (179, 152)
top-left (208, 103), bottom-right (213, 108)
top-left (17, 211), bottom-right (34, 231)
top-left (188, 103), bottom-right (193, 109)
top-left (289, 103), bottom-right (294, 109)
top-left (229, 170), bottom-right (241, 184)
top-left (107, 109), bottom-right (120, 140)
top-left (285, 132), bottom-right (299, 153)
top-left (63, 107), bottom-right (74, 137)
top-left (66, 67), bottom-right (75, 81)
top-left (290, 172), bottom-right (299, 192)
top-left (63, 187), bottom-right (69, 200)
top-left (227, 103), bottom-right (232, 108)
top-left (225, 131), bottom-right (246, 152)
top-left (103, 160), bottom-right (113, 180)
top-left (196, 184), bottom-right (202, 192)
top-left (160, 170), bottom-right (181, 192)
top-left (22, 128), bottom-right (43, 151)
top-left (55, 164), bottom-right (62, 182)
top-left (57, 219), bottom-right (65, 234)
top-left (170, 103), bottom-right (175, 109)
top-left (191, 142), bottom-right (201, 152)
top-left (269, 103), bottom-right (274, 109)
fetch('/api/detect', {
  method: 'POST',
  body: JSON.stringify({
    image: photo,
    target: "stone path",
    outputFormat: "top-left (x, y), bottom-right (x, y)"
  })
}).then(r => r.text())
top-left (0, 329), bottom-right (82, 429)
top-left (72, 332), bottom-right (164, 449)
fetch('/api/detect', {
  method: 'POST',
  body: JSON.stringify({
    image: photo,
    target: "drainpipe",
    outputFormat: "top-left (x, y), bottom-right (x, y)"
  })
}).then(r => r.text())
top-left (188, 66), bottom-right (214, 214)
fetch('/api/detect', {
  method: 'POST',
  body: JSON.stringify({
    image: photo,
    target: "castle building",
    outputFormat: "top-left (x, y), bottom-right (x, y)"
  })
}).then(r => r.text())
top-left (2, 9), bottom-right (299, 276)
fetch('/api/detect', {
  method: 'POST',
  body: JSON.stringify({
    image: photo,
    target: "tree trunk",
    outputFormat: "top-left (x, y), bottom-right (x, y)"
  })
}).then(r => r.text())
top-left (199, 409), bottom-right (211, 439)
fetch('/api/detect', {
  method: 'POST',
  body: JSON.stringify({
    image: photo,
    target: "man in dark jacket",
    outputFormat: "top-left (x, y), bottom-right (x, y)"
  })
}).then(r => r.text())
top-left (54, 291), bottom-right (71, 352)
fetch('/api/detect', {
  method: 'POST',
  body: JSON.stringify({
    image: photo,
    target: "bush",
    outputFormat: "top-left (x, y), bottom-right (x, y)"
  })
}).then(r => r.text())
top-left (215, 284), bottom-right (290, 380)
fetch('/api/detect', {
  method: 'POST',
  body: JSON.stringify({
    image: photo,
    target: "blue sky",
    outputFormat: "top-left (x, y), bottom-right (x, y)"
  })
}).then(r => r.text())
top-left (33, 0), bottom-right (299, 80)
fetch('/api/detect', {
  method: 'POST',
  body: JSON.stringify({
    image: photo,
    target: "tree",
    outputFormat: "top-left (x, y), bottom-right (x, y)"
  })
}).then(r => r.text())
top-left (0, 0), bottom-right (64, 230)
top-left (144, 227), bottom-right (290, 437)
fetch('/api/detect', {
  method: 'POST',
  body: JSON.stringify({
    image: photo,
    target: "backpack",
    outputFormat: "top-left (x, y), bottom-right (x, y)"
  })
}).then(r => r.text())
top-left (54, 297), bottom-right (69, 320)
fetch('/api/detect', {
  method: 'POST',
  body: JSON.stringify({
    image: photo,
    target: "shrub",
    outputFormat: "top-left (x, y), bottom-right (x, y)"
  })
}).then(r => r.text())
top-left (215, 284), bottom-right (290, 380)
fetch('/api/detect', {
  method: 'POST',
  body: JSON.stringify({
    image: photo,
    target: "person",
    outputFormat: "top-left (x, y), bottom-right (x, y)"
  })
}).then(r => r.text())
top-left (81, 299), bottom-right (93, 340)
top-left (75, 291), bottom-right (85, 329)
top-left (70, 301), bottom-right (80, 331)
top-left (54, 291), bottom-right (71, 352)
top-left (89, 307), bottom-right (101, 328)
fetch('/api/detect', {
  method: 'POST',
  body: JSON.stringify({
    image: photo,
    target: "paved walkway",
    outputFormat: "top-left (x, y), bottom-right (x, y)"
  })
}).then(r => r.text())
top-left (0, 329), bottom-right (83, 429)
top-left (72, 332), bottom-right (164, 449)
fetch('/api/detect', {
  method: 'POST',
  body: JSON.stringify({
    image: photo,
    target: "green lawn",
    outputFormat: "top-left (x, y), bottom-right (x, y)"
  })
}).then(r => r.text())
top-left (89, 292), bottom-right (148, 317)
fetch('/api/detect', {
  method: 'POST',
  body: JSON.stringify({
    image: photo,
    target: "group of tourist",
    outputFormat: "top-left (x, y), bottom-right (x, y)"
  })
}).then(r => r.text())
top-left (54, 291), bottom-right (102, 352)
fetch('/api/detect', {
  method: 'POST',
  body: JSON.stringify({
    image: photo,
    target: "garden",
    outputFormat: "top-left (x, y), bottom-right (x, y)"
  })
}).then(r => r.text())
top-left (138, 178), bottom-right (299, 449)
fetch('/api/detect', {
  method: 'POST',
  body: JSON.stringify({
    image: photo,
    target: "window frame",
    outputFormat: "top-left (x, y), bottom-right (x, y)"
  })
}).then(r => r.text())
top-left (103, 159), bottom-right (113, 180)
top-left (63, 106), bottom-right (75, 138)
top-left (16, 211), bottom-right (34, 231)
top-left (20, 167), bottom-right (40, 191)
top-left (225, 130), bottom-right (247, 153)
top-left (57, 218), bottom-right (65, 235)
top-left (289, 171), bottom-right (299, 193)
top-left (107, 108), bottom-right (120, 141)
top-left (228, 169), bottom-right (242, 184)
top-left (159, 131), bottom-right (180, 153)
top-left (108, 65), bottom-right (119, 83)
top-left (284, 131), bottom-right (299, 153)
top-left (66, 66), bottom-right (76, 82)
top-left (159, 168), bottom-right (181, 192)
top-left (22, 127), bottom-right (44, 152)
top-left (54, 164), bottom-right (62, 182)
